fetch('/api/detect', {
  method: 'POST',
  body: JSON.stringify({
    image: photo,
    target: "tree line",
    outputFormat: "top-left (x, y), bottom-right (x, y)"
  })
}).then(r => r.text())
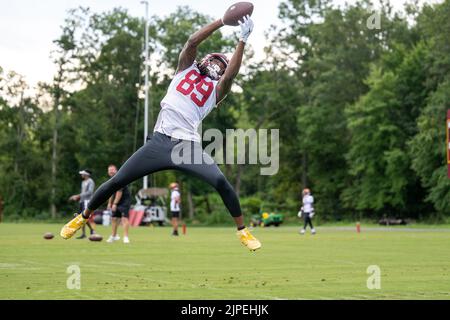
top-left (1, 0), bottom-right (450, 222)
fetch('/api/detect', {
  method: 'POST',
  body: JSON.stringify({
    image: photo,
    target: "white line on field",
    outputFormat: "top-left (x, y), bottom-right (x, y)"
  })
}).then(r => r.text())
top-left (72, 291), bottom-right (96, 300)
top-left (101, 261), bottom-right (144, 267)
top-left (21, 259), bottom-right (68, 267)
top-left (258, 295), bottom-right (288, 300)
top-left (318, 227), bottom-right (450, 232)
top-left (0, 263), bottom-right (24, 268)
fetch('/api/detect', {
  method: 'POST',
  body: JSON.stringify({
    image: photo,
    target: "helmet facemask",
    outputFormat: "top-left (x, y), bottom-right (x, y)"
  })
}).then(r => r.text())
top-left (198, 55), bottom-right (228, 80)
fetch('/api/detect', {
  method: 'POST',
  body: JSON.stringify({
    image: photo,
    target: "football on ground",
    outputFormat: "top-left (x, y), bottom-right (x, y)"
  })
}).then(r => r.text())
top-left (43, 232), bottom-right (54, 240)
top-left (222, 2), bottom-right (254, 26)
top-left (89, 234), bottom-right (103, 242)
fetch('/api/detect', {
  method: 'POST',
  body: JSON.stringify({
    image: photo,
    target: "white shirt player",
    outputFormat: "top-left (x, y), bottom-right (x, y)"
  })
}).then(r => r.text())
top-left (154, 62), bottom-right (219, 142)
top-left (302, 195), bottom-right (314, 213)
top-left (170, 189), bottom-right (181, 212)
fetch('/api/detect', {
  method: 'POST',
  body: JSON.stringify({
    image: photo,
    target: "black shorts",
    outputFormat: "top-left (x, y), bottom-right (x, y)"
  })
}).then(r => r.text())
top-left (171, 211), bottom-right (180, 218)
top-left (74, 201), bottom-right (89, 217)
top-left (112, 206), bottom-right (130, 218)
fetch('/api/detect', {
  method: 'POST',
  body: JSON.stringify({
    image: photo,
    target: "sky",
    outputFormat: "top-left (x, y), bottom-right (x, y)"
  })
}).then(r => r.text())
top-left (0, 0), bottom-right (435, 89)
top-left (0, 0), bottom-right (283, 88)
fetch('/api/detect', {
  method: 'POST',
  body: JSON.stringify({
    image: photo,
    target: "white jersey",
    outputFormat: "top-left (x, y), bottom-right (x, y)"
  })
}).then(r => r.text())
top-left (170, 190), bottom-right (181, 212)
top-left (154, 62), bottom-right (218, 142)
top-left (302, 195), bottom-right (314, 213)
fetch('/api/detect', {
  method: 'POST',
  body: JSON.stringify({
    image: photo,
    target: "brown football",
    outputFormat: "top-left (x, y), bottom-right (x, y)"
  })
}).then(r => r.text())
top-left (89, 234), bottom-right (103, 242)
top-left (43, 232), bottom-right (54, 240)
top-left (222, 2), bottom-right (254, 26)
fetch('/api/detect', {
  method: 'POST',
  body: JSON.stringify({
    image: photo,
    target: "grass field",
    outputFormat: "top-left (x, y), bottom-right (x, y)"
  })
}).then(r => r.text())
top-left (1, 223), bottom-right (450, 299)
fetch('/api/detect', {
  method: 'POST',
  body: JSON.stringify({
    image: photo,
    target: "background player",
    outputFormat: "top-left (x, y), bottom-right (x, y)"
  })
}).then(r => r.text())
top-left (169, 182), bottom-right (181, 236)
top-left (68, 169), bottom-right (95, 239)
top-left (298, 188), bottom-right (316, 235)
top-left (106, 164), bottom-right (132, 244)
top-left (61, 15), bottom-right (261, 251)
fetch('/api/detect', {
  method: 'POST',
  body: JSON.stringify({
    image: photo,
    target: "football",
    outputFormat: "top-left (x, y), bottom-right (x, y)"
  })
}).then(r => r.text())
top-left (43, 232), bottom-right (54, 240)
top-left (222, 2), bottom-right (254, 26)
top-left (89, 234), bottom-right (103, 242)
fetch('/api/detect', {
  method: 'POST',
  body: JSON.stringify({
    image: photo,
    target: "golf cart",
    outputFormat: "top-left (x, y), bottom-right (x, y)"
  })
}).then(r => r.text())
top-left (250, 211), bottom-right (284, 227)
top-left (133, 188), bottom-right (169, 226)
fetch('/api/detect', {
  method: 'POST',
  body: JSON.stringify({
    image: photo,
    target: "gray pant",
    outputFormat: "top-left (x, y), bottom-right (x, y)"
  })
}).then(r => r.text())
top-left (87, 132), bottom-right (242, 217)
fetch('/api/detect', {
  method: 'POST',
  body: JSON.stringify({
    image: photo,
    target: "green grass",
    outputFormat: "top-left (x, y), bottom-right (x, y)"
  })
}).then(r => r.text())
top-left (1, 223), bottom-right (450, 299)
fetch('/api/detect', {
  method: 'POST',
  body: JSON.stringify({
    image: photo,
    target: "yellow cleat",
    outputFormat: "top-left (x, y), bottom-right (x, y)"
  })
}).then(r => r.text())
top-left (237, 227), bottom-right (261, 251)
top-left (60, 214), bottom-right (87, 239)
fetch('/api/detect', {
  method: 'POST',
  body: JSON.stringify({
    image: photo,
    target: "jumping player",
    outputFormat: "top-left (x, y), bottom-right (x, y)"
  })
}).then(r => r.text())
top-left (60, 15), bottom-right (261, 251)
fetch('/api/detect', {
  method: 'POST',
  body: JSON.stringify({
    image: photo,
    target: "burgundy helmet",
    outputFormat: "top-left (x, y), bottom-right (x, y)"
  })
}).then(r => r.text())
top-left (198, 53), bottom-right (229, 80)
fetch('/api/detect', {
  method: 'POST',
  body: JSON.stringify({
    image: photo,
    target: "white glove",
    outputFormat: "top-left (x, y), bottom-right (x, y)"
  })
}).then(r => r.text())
top-left (238, 15), bottom-right (254, 43)
top-left (309, 211), bottom-right (315, 218)
top-left (297, 210), bottom-right (302, 218)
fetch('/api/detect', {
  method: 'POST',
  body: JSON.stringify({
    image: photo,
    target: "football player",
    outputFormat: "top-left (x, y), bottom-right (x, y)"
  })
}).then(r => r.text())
top-left (60, 15), bottom-right (261, 251)
top-left (169, 182), bottom-right (181, 236)
top-left (299, 188), bottom-right (316, 235)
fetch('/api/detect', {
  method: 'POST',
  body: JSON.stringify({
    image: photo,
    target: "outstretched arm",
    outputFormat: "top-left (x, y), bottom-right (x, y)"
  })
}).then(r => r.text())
top-left (177, 19), bottom-right (224, 74)
top-left (216, 16), bottom-right (253, 104)
top-left (216, 41), bottom-right (245, 104)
